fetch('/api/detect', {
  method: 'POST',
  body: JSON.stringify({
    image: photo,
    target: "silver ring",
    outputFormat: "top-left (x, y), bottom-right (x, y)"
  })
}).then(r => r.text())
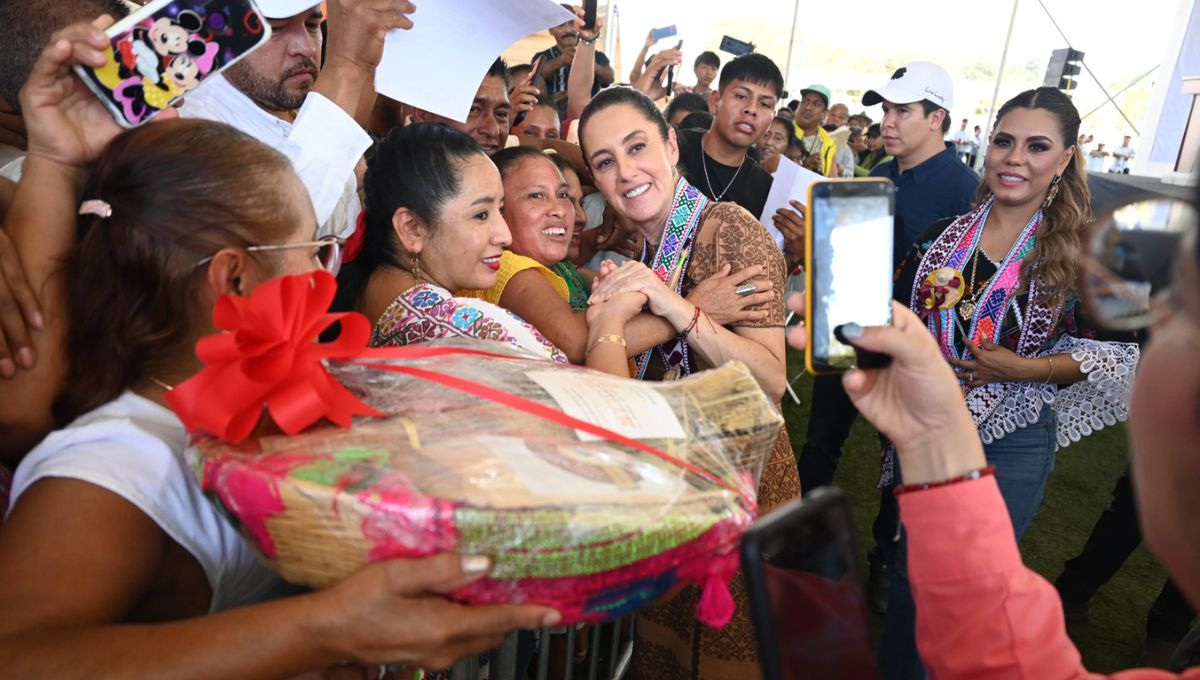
top-left (735, 283), bottom-right (757, 297)
top-left (968, 371), bottom-right (975, 382)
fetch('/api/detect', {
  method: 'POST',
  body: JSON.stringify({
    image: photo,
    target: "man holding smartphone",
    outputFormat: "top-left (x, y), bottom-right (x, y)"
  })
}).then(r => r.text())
top-left (798, 60), bottom-right (978, 622)
top-left (531, 3), bottom-right (613, 97)
top-left (675, 53), bottom-right (782, 218)
top-left (180, 0), bottom-right (415, 240)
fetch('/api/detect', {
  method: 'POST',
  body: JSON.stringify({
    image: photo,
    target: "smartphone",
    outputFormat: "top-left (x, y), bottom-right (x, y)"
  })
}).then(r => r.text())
top-left (528, 54), bottom-right (546, 85)
top-left (73, 0), bottom-right (271, 128)
top-left (651, 25), bottom-right (678, 42)
top-left (804, 179), bottom-right (895, 374)
top-left (665, 39), bottom-right (683, 93)
top-left (741, 487), bottom-right (878, 680)
top-left (719, 35), bottom-right (755, 57)
top-left (582, 0), bottom-right (598, 31)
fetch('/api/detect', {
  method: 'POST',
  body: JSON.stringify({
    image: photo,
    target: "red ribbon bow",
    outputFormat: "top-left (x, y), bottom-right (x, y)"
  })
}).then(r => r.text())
top-left (166, 271), bottom-right (381, 443)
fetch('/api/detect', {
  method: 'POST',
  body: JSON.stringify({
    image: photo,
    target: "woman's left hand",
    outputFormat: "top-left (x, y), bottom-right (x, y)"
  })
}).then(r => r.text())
top-left (947, 337), bottom-right (1032, 388)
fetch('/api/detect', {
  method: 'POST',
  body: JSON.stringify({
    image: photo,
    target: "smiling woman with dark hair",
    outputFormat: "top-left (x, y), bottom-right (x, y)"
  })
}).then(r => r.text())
top-left (882, 86), bottom-right (1141, 677)
top-left (579, 85), bottom-right (801, 680)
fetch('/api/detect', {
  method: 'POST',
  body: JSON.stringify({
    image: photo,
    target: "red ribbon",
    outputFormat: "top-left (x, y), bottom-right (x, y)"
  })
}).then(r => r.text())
top-left (341, 209), bottom-right (368, 265)
top-left (166, 272), bottom-right (382, 442)
top-left (168, 271), bottom-right (756, 511)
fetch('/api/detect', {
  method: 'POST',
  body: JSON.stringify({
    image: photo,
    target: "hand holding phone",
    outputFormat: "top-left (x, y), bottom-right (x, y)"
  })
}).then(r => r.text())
top-left (665, 39), bottom-right (683, 94)
top-left (804, 179), bottom-right (895, 374)
top-left (527, 54), bottom-right (546, 85)
top-left (19, 17), bottom-right (125, 168)
top-left (73, 0), bottom-right (270, 128)
top-left (582, 0), bottom-right (598, 31)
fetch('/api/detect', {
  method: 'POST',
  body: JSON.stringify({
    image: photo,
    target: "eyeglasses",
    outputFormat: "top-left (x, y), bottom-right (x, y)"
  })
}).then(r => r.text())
top-left (1079, 198), bottom-right (1198, 331)
top-left (195, 235), bottom-right (345, 276)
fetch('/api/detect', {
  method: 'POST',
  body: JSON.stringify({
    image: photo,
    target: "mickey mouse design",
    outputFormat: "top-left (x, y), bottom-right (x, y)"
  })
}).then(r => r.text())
top-left (118, 10), bottom-right (206, 85)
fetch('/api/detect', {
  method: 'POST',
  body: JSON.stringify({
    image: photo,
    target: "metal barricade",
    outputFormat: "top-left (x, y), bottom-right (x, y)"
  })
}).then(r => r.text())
top-left (448, 616), bottom-right (635, 680)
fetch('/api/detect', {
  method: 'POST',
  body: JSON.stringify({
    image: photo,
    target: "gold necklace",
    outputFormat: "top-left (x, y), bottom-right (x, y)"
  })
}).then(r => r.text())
top-left (958, 247), bottom-right (984, 321)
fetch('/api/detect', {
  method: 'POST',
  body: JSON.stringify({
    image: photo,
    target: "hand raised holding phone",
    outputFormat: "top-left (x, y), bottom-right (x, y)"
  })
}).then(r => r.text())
top-left (21, 16), bottom-right (126, 167)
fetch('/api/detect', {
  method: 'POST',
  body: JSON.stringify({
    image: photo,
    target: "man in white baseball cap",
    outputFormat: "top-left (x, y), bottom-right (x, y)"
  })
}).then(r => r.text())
top-left (181, 0), bottom-right (416, 240)
top-left (798, 61), bottom-right (981, 680)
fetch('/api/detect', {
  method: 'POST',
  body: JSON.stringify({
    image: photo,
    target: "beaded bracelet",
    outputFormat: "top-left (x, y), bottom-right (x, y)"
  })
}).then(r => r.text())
top-left (893, 466), bottom-right (996, 496)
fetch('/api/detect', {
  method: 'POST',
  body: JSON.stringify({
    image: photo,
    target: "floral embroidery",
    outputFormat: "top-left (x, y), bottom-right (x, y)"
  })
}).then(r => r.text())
top-left (450, 307), bottom-right (483, 331)
top-left (411, 288), bottom-right (441, 309)
top-left (370, 283), bottom-right (567, 364)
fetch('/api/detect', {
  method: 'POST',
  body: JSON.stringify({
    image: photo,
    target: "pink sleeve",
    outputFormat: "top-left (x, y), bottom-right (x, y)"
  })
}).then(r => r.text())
top-left (901, 477), bottom-right (1194, 680)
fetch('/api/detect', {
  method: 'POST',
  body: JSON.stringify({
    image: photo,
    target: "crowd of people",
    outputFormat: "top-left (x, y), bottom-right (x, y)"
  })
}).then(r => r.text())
top-left (0, 0), bottom-right (1195, 678)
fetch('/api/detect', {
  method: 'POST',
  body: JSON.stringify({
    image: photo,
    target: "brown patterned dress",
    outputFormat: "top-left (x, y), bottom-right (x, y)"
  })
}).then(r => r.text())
top-left (632, 202), bottom-right (803, 680)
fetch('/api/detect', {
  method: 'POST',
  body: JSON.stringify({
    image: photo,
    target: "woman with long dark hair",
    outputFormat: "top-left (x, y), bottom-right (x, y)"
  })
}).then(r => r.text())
top-left (578, 85), bottom-right (802, 680)
top-left (883, 86), bottom-right (1140, 677)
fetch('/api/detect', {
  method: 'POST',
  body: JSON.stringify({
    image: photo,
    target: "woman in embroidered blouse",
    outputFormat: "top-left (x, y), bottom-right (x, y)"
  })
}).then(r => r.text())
top-left (333, 124), bottom-right (568, 364)
top-left (578, 85), bottom-right (803, 680)
top-left (893, 87), bottom-right (1138, 531)
top-left (884, 87), bottom-right (1140, 678)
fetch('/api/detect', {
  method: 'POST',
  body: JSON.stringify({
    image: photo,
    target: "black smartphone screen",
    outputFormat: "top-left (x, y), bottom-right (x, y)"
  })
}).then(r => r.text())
top-left (741, 488), bottom-right (878, 680)
top-left (582, 0), bottom-right (598, 31)
top-left (719, 35), bottom-right (754, 56)
top-left (806, 180), bottom-right (895, 373)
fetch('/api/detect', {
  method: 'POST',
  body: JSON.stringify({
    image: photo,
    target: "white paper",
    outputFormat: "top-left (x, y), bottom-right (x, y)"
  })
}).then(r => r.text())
top-left (525, 370), bottom-right (686, 442)
top-left (376, 0), bottom-right (574, 123)
top-left (758, 155), bottom-right (824, 250)
top-left (478, 436), bottom-right (686, 499)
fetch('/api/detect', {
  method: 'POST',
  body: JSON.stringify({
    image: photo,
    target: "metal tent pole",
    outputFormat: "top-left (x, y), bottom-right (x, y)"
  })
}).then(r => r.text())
top-left (982, 0), bottom-right (1020, 167)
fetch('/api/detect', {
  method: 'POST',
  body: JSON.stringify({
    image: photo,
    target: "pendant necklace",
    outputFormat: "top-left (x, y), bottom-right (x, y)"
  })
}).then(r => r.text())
top-left (700, 143), bottom-right (745, 201)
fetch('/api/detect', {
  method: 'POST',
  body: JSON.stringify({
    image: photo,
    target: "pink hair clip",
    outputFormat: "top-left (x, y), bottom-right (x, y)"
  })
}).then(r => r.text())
top-left (78, 199), bottom-right (112, 219)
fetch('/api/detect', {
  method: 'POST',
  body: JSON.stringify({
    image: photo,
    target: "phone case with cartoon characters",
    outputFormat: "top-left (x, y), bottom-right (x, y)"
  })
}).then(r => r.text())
top-left (74, 0), bottom-right (272, 128)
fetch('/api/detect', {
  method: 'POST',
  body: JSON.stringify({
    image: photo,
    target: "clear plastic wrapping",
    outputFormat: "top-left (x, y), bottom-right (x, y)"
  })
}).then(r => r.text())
top-left (189, 338), bottom-right (782, 625)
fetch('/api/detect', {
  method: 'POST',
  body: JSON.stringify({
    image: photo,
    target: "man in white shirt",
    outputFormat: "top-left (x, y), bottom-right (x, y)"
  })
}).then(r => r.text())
top-left (970, 124), bottom-right (983, 169)
top-left (180, 0), bottom-right (415, 239)
top-left (1087, 142), bottom-right (1110, 173)
top-left (1110, 135), bottom-right (1135, 174)
top-left (953, 118), bottom-right (973, 164)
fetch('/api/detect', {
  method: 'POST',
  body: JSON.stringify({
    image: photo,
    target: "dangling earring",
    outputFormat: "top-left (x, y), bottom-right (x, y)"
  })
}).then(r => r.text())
top-left (411, 252), bottom-right (424, 282)
top-left (1043, 174), bottom-right (1062, 209)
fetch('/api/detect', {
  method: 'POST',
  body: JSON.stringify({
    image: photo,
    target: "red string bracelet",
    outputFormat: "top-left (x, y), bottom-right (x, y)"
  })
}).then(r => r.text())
top-left (894, 466), bottom-right (996, 496)
top-left (680, 305), bottom-right (702, 338)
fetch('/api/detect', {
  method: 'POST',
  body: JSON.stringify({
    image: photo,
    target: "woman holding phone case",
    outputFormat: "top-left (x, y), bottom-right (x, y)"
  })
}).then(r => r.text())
top-left (785, 185), bottom-right (1200, 677)
top-left (0, 23), bottom-right (558, 678)
top-left (578, 85), bottom-right (802, 680)
top-left (884, 87), bottom-right (1140, 677)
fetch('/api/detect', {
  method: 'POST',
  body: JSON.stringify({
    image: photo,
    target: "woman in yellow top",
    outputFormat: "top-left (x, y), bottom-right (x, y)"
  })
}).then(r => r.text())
top-left (470, 146), bottom-right (772, 366)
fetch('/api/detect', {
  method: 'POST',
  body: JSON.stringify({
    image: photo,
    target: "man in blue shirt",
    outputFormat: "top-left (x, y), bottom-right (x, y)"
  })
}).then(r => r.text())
top-left (865, 61), bottom-right (979, 264)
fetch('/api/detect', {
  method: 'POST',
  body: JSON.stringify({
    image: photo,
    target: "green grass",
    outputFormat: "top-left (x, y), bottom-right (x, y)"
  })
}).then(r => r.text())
top-left (781, 348), bottom-right (1168, 673)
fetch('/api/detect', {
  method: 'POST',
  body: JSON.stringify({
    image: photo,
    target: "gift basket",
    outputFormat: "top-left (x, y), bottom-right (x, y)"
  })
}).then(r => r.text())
top-left (169, 272), bottom-right (782, 627)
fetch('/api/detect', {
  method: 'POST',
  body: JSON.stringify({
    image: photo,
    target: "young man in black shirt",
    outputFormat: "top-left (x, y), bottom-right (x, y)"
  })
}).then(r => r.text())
top-left (675, 53), bottom-right (782, 218)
